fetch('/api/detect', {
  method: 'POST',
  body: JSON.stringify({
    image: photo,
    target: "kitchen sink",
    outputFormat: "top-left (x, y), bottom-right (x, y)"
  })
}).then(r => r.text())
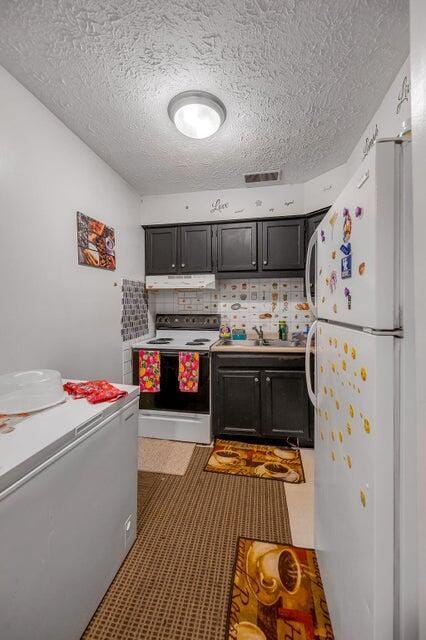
top-left (219, 338), bottom-right (299, 348)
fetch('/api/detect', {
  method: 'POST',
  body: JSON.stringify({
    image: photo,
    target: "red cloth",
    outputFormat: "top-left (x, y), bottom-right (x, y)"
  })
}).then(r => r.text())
top-left (63, 380), bottom-right (127, 404)
top-left (178, 351), bottom-right (200, 392)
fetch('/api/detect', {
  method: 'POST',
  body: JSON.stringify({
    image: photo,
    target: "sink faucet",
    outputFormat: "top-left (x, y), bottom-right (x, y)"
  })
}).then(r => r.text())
top-left (252, 325), bottom-right (265, 343)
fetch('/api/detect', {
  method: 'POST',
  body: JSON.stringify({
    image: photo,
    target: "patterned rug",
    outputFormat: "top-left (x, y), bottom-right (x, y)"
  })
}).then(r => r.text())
top-left (205, 440), bottom-right (305, 484)
top-left (227, 537), bottom-right (334, 639)
top-left (82, 447), bottom-right (292, 640)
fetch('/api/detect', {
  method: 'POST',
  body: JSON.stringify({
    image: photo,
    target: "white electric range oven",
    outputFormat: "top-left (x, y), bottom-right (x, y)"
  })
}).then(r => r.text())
top-left (132, 314), bottom-right (220, 444)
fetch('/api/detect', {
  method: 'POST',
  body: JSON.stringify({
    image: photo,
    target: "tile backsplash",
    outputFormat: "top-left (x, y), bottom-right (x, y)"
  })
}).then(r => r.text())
top-left (149, 278), bottom-right (313, 337)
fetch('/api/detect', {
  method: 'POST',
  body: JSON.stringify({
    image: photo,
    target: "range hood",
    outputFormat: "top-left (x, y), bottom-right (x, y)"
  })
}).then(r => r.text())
top-left (145, 274), bottom-right (216, 290)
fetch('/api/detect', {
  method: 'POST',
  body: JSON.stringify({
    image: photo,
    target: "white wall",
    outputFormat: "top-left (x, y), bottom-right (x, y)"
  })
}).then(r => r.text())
top-left (0, 65), bottom-right (144, 382)
top-left (140, 57), bottom-right (411, 225)
top-left (409, 1), bottom-right (426, 636)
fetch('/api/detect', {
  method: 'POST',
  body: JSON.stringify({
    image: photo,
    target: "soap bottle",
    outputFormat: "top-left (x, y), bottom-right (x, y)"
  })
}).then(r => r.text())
top-left (278, 320), bottom-right (288, 341)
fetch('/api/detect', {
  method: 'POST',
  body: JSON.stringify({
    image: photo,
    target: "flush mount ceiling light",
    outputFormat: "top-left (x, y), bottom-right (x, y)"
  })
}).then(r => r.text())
top-left (168, 91), bottom-right (226, 139)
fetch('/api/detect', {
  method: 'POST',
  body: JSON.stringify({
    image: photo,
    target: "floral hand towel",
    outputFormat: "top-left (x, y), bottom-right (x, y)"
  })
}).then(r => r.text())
top-left (139, 350), bottom-right (160, 393)
top-left (178, 352), bottom-right (200, 393)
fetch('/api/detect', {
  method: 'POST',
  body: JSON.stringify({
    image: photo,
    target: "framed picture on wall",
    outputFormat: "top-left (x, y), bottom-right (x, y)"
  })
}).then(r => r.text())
top-left (76, 212), bottom-right (116, 270)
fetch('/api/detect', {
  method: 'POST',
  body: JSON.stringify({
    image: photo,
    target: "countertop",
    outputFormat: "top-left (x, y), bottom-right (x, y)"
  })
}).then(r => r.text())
top-left (211, 340), bottom-right (307, 354)
top-left (0, 381), bottom-right (139, 496)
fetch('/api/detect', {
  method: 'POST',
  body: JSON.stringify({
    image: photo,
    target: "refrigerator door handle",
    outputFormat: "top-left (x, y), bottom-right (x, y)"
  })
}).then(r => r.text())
top-left (305, 320), bottom-right (317, 408)
top-left (305, 229), bottom-right (318, 318)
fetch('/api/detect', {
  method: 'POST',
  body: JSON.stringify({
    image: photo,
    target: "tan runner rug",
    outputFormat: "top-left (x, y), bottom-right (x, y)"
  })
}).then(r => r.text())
top-left (137, 436), bottom-right (195, 475)
top-left (205, 439), bottom-right (305, 484)
top-left (227, 537), bottom-right (334, 639)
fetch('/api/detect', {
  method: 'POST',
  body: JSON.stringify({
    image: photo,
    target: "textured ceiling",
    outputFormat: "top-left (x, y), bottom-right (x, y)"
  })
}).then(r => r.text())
top-left (0, 0), bottom-right (409, 196)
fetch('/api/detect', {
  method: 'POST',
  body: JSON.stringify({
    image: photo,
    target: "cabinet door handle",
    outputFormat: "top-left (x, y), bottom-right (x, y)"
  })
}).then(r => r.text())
top-left (263, 260), bottom-right (268, 265)
top-left (171, 263), bottom-right (176, 268)
top-left (254, 377), bottom-right (259, 383)
top-left (181, 263), bottom-right (185, 267)
top-left (266, 377), bottom-right (271, 383)
top-left (252, 261), bottom-right (256, 266)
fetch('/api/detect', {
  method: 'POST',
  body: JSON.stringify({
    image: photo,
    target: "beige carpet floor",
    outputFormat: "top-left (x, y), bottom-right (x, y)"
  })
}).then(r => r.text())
top-left (137, 436), bottom-right (195, 475)
top-left (82, 446), bottom-right (292, 640)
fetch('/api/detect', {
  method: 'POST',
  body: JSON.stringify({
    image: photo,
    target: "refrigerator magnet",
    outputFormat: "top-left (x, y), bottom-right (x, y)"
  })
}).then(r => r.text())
top-left (329, 271), bottom-right (337, 292)
top-left (341, 255), bottom-right (352, 279)
top-left (344, 287), bottom-right (352, 309)
top-left (355, 206), bottom-right (363, 218)
top-left (342, 208), bottom-right (352, 242)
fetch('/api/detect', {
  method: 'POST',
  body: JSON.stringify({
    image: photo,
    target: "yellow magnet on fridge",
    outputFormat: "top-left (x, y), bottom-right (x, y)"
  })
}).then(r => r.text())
top-left (349, 404), bottom-right (354, 418)
top-left (330, 387), bottom-right (334, 397)
top-left (320, 431), bottom-right (325, 440)
top-left (342, 360), bottom-right (347, 371)
top-left (346, 422), bottom-right (352, 435)
top-left (331, 450), bottom-right (336, 461)
top-left (346, 455), bottom-right (352, 469)
top-left (331, 430), bottom-right (336, 441)
top-left (338, 430), bottom-right (343, 443)
top-left (335, 400), bottom-right (340, 410)
top-left (364, 418), bottom-right (371, 434)
top-left (360, 490), bottom-right (367, 507)
top-left (360, 367), bottom-right (367, 381)
top-left (351, 347), bottom-right (357, 359)
top-left (344, 342), bottom-right (349, 354)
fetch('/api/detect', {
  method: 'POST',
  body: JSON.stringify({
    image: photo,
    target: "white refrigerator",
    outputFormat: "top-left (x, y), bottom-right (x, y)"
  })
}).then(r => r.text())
top-left (304, 139), bottom-right (413, 639)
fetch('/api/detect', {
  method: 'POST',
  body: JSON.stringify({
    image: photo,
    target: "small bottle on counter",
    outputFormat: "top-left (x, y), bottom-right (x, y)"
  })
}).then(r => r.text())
top-left (278, 320), bottom-right (288, 341)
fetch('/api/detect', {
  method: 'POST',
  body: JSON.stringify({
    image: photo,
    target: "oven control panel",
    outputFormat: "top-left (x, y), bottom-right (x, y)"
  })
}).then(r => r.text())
top-left (155, 314), bottom-right (220, 330)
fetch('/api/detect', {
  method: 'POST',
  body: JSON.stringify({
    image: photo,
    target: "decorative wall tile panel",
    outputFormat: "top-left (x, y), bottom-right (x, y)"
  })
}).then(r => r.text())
top-left (121, 279), bottom-right (149, 342)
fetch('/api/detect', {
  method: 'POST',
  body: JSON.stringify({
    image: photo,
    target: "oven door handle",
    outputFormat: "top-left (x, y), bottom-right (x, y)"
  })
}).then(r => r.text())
top-left (157, 351), bottom-right (210, 356)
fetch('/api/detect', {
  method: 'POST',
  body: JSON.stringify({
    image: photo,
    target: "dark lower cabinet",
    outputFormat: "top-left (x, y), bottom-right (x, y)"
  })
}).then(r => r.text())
top-left (212, 353), bottom-right (313, 446)
top-left (261, 370), bottom-right (309, 440)
top-left (216, 369), bottom-right (261, 435)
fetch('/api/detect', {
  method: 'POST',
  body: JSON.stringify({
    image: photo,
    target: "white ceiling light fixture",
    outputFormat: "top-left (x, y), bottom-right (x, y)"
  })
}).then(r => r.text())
top-left (168, 91), bottom-right (226, 139)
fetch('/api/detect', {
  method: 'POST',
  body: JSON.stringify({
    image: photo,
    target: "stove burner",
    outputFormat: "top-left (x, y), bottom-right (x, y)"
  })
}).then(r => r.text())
top-left (147, 338), bottom-right (173, 344)
top-left (185, 340), bottom-right (210, 346)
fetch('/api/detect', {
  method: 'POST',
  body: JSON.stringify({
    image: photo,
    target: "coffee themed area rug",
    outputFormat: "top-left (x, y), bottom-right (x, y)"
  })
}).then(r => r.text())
top-left (205, 440), bottom-right (305, 484)
top-left (227, 538), bottom-right (334, 640)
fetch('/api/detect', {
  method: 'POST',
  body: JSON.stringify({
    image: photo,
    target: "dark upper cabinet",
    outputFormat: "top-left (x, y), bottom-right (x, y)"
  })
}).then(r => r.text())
top-left (216, 222), bottom-right (258, 272)
top-left (216, 369), bottom-right (261, 435)
top-left (145, 227), bottom-right (178, 274)
top-left (261, 370), bottom-right (310, 440)
top-left (180, 224), bottom-right (212, 273)
top-left (305, 209), bottom-right (327, 294)
top-left (260, 219), bottom-right (305, 271)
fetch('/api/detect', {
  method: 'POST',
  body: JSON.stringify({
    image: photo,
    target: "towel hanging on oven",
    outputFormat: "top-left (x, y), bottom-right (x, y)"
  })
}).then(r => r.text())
top-left (178, 352), bottom-right (200, 393)
top-left (139, 350), bottom-right (160, 393)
